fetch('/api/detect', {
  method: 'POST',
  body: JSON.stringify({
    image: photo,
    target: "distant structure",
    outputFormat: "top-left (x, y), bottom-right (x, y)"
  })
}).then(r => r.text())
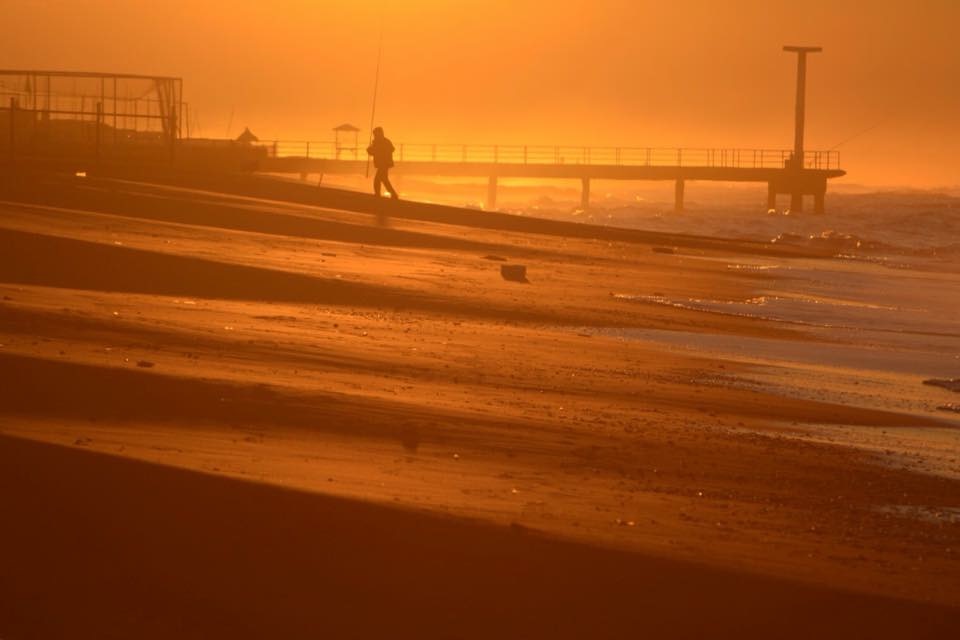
top-left (332, 123), bottom-right (360, 159)
top-left (236, 127), bottom-right (259, 144)
top-left (0, 69), bottom-right (183, 163)
top-left (0, 69), bottom-right (267, 171)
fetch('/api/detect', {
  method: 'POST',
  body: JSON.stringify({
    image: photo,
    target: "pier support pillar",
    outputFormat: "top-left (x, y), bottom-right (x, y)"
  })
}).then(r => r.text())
top-left (674, 179), bottom-right (685, 212)
top-left (767, 182), bottom-right (777, 211)
top-left (486, 176), bottom-right (497, 210)
top-left (580, 177), bottom-right (590, 210)
top-left (812, 179), bottom-right (827, 214)
top-left (814, 192), bottom-right (825, 215)
top-left (790, 191), bottom-right (803, 213)
top-left (814, 187), bottom-right (826, 214)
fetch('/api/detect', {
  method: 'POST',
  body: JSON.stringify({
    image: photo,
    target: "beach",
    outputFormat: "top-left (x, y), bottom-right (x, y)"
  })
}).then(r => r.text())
top-left (1, 171), bottom-right (958, 638)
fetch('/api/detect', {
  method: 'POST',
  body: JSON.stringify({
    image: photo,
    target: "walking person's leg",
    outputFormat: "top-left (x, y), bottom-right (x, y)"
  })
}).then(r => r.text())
top-left (382, 169), bottom-right (399, 200)
top-left (373, 169), bottom-right (383, 196)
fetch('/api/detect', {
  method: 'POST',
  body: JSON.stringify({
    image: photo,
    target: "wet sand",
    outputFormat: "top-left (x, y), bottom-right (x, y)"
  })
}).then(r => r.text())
top-left (1, 171), bottom-right (958, 637)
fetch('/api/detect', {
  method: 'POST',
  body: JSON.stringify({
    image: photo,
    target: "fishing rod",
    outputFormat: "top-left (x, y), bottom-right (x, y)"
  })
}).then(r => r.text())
top-left (365, 30), bottom-right (383, 178)
top-left (829, 116), bottom-right (889, 151)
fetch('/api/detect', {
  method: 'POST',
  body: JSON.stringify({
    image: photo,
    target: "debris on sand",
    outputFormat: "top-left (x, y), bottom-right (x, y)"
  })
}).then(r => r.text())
top-left (652, 246), bottom-right (676, 254)
top-left (137, 360), bottom-right (155, 368)
top-left (399, 425), bottom-right (420, 454)
top-left (923, 378), bottom-right (960, 393)
top-left (483, 254), bottom-right (507, 261)
top-left (500, 264), bottom-right (528, 282)
top-left (770, 230), bottom-right (894, 253)
top-left (936, 403), bottom-right (960, 413)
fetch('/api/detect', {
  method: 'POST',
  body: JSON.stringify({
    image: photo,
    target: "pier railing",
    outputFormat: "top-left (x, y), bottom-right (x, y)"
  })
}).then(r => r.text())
top-left (252, 140), bottom-right (840, 171)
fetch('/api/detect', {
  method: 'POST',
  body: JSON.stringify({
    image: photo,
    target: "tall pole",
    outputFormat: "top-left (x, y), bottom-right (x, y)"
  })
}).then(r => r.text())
top-left (783, 45), bottom-right (821, 211)
top-left (783, 45), bottom-right (821, 168)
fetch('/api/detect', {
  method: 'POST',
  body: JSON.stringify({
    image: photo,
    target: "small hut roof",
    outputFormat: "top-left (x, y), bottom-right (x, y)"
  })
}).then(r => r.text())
top-left (236, 127), bottom-right (259, 143)
top-left (333, 123), bottom-right (361, 132)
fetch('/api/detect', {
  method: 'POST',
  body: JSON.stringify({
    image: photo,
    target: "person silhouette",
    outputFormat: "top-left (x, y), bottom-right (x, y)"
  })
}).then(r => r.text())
top-left (366, 127), bottom-right (399, 199)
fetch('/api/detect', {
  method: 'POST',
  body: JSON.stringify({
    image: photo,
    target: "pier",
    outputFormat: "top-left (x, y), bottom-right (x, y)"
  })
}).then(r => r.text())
top-left (259, 143), bottom-right (843, 213)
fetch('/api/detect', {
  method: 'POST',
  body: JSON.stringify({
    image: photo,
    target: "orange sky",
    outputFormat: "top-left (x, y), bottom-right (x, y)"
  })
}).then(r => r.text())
top-left (4, 0), bottom-right (958, 186)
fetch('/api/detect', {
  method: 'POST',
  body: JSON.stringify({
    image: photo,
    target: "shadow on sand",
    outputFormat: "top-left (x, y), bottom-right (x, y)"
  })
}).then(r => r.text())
top-left (0, 228), bottom-right (567, 323)
top-left (1, 433), bottom-right (958, 639)
top-left (0, 351), bottom-right (518, 454)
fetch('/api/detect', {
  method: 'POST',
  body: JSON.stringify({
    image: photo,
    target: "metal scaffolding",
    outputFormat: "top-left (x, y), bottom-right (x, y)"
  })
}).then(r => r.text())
top-left (0, 69), bottom-right (183, 163)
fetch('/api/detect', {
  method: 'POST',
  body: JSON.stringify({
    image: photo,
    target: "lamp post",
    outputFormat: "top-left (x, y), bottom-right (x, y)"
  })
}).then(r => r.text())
top-left (783, 45), bottom-right (821, 211)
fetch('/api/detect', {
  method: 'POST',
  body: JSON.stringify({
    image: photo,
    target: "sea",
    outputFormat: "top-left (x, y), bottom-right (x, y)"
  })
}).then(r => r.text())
top-left (501, 184), bottom-right (960, 479)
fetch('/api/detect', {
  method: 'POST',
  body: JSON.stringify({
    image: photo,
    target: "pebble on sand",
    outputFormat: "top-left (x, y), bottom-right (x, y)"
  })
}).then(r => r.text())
top-left (500, 264), bottom-right (528, 282)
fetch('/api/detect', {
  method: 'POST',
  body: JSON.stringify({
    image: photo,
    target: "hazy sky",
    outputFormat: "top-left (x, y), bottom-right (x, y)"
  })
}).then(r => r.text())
top-left (4, 0), bottom-right (959, 186)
